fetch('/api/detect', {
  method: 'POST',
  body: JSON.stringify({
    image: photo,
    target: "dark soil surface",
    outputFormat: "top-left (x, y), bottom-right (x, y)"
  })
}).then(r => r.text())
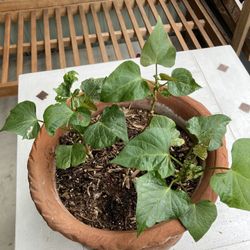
top-left (56, 108), bottom-right (197, 231)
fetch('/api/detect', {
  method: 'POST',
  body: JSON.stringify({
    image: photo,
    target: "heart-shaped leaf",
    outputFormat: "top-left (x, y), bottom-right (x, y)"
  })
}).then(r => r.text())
top-left (0, 101), bottom-right (40, 139)
top-left (84, 105), bottom-right (128, 149)
top-left (136, 172), bottom-right (191, 234)
top-left (167, 68), bottom-right (201, 96)
top-left (81, 77), bottom-right (105, 101)
top-left (187, 114), bottom-right (231, 151)
top-left (43, 103), bottom-right (73, 135)
top-left (112, 115), bottom-right (184, 178)
top-left (55, 143), bottom-right (86, 169)
top-left (54, 71), bottom-right (78, 102)
top-left (140, 18), bottom-right (176, 67)
top-left (211, 138), bottom-right (250, 211)
top-left (179, 200), bottom-right (217, 241)
top-left (69, 107), bottom-right (91, 128)
top-left (100, 61), bottom-right (150, 102)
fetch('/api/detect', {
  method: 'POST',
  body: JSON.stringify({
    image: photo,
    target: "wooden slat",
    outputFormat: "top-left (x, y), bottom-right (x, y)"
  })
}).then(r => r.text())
top-left (191, 0), bottom-right (227, 45)
top-left (102, 2), bottom-right (123, 60)
top-left (147, 0), bottom-right (159, 20)
top-left (0, 81), bottom-right (18, 97)
top-left (43, 9), bottom-right (52, 70)
top-left (31, 11), bottom-right (37, 72)
top-left (124, 0), bottom-right (144, 48)
top-left (1, 14), bottom-right (11, 84)
top-left (170, 0), bottom-right (201, 49)
top-left (136, 0), bottom-right (153, 34)
top-left (113, 1), bottom-right (136, 58)
top-left (67, 6), bottom-right (80, 66)
top-left (232, 0), bottom-right (250, 55)
top-left (182, 0), bottom-right (214, 47)
top-left (79, 5), bottom-right (95, 64)
top-left (55, 8), bottom-right (66, 68)
top-left (90, 4), bottom-right (109, 62)
top-left (16, 12), bottom-right (24, 77)
top-left (158, 0), bottom-right (189, 50)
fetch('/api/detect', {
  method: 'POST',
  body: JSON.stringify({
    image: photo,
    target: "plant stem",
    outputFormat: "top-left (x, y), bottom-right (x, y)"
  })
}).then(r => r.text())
top-left (169, 178), bottom-right (177, 188)
top-left (170, 154), bottom-right (184, 167)
top-left (150, 64), bottom-right (159, 116)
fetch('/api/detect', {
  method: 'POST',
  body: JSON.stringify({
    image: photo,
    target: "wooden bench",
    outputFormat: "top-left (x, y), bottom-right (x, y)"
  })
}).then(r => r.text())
top-left (0, 0), bottom-right (233, 97)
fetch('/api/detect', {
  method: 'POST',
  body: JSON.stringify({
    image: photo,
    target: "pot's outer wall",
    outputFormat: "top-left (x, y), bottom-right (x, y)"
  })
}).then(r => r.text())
top-left (28, 96), bottom-right (228, 250)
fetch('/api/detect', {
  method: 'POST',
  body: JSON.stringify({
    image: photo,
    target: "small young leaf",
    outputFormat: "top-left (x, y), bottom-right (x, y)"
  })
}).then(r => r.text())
top-left (112, 115), bottom-right (184, 178)
top-left (193, 144), bottom-right (208, 160)
top-left (187, 114), bottom-right (231, 151)
top-left (71, 94), bottom-right (97, 111)
top-left (159, 73), bottom-right (175, 81)
top-left (179, 201), bottom-right (217, 241)
top-left (160, 88), bottom-right (171, 97)
top-left (100, 61), bottom-right (150, 102)
top-left (211, 138), bottom-right (250, 211)
top-left (84, 105), bottom-right (128, 149)
top-left (0, 101), bottom-right (40, 139)
top-left (43, 103), bottom-right (73, 135)
top-left (136, 173), bottom-right (191, 234)
top-left (81, 78), bottom-right (105, 101)
top-left (54, 71), bottom-right (78, 102)
top-left (140, 18), bottom-right (176, 67)
top-left (167, 68), bottom-right (201, 96)
top-left (55, 143), bottom-right (86, 169)
top-left (69, 107), bottom-right (91, 128)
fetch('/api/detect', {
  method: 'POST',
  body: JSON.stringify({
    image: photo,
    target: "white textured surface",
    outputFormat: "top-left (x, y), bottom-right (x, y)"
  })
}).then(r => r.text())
top-left (16, 45), bottom-right (250, 250)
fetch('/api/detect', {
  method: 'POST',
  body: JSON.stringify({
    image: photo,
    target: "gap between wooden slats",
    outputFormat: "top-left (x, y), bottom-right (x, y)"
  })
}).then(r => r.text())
top-left (181, 0), bottom-right (214, 47)
top-left (55, 8), bottom-right (66, 68)
top-left (102, 2), bottom-right (123, 60)
top-left (124, 0), bottom-right (144, 48)
top-left (16, 12), bottom-right (24, 77)
top-left (31, 11), bottom-right (37, 72)
top-left (90, 4), bottom-right (109, 62)
top-left (1, 14), bottom-right (11, 84)
top-left (170, 0), bottom-right (201, 49)
top-left (158, 0), bottom-right (189, 50)
top-left (113, 1), bottom-right (136, 58)
top-left (43, 9), bottom-right (52, 70)
top-left (79, 5), bottom-right (95, 64)
top-left (67, 6), bottom-right (80, 66)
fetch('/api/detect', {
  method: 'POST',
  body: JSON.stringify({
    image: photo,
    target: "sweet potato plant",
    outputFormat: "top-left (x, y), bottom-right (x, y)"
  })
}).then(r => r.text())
top-left (1, 18), bottom-right (250, 242)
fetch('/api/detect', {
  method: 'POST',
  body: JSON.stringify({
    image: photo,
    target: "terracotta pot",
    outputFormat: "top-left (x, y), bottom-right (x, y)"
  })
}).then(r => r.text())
top-left (28, 96), bottom-right (228, 250)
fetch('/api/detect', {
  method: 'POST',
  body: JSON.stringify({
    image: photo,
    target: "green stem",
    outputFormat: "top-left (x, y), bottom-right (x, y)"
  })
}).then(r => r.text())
top-left (150, 64), bottom-right (159, 115)
top-left (169, 178), bottom-right (178, 188)
top-left (170, 154), bottom-right (184, 167)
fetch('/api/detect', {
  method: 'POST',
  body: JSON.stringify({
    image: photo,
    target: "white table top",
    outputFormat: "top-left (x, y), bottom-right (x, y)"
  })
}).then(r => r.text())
top-left (16, 45), bottom-right (250, 250)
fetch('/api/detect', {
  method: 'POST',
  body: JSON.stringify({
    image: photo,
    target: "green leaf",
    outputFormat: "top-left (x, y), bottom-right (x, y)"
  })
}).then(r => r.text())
top-left (136, 173), bottom-right (191, 234)
top-left (81, 77), bottom-right (105, 101)
top-left (55, 144), bottom-right (86, 169)
top-left (84, 105), bottom-right (128, 149)
top-left (187, 114), bottom-right (231, 151)
top-left (160, 88), bottom-right (171, 97)
top-left (43, 103), bottom-right (73, 135)
top-left (179, 200), bottom-right (217, 241)
top-left (167, 68), bottom-right (201, 96)
top-left (54, 71), bottom-right (78, 102)
top-left (71, 94), bottom-right (97, 111)
top-left (211, 139), bottom-right (250, 211)
top-left (0, 101), bottom-right (40, 139)
top-left (112, 115), bottom-right (184, 178)
top-left (69, 107), bottom-right (91, 128)
top-left (159, 73), bottom-right (175, 81)
top-left (100, 61), bottom-right (150, 102)
top-left (193, 144), bottom-right (208, 160)
top-left (140, 18), bottom-right (176, 67)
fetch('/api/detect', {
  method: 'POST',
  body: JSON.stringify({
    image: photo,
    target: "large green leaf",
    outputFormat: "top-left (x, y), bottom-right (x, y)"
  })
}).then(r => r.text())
top-left (55, 143), bottom-right (86, 169)
top-left (81, 77), bottom-right (105, 101)
top-left (167, 68), bottom-right (201, 96)
top-left (112, 115), bottom-right (184, 178)
top-left (0, 101), bottom-right (40, 139)
top-left (140, 18), bottom-right (176, 67)
top-left (179, 200), bottom-right (217, 241)
top-left (84, 105), bottom-right (128, 149)
top-left (211, 139), bottom-right (250, 211)
top-left (187, 114), bottom-right (231, 151)
top-left (43, 103), bottom-right (73, 135)
top-left (136, 173), bottom-right (191, 233)
top-left (54, 71), bottom-right (78, 102)
top-left (100, 61), bottom-right (150, 102)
